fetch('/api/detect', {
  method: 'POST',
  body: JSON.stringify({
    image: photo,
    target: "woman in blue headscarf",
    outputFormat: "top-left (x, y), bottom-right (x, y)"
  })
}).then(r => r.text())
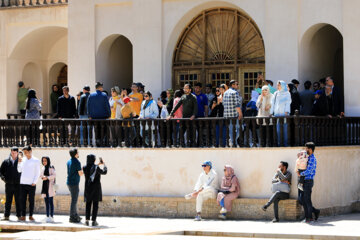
top-left (270, 81), bottom-right (292, 146)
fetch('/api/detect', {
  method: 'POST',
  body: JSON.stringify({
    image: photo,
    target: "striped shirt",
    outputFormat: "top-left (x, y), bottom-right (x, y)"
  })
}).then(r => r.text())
top-left (272, 170), bottom-right (292, 184)
top-left (300, 154), bottom-right (317, 180)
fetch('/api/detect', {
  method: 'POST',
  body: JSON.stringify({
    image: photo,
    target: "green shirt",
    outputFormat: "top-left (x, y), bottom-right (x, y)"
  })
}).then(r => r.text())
top-left (17, 88), bottom-right (28, 111)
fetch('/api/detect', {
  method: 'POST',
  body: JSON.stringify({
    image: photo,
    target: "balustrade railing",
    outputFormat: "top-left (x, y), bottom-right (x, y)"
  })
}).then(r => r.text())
top-left (0, 116), bottom-right (359, 148)
top-left (0, 0), bottom-right (67, 8)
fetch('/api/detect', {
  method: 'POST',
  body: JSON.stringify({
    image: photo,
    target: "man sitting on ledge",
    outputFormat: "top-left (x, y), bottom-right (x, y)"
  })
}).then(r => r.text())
top-left (262, 161), bottom-right (292, 223)
top-left (184, 161), bottom-right (219, 221)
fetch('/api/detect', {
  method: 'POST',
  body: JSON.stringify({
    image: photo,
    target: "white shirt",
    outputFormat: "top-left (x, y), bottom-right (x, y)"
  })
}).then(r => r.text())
top-left (17, 156), bottom-right (41, 185)
top-left (194, 169), bottom-right (219, 191)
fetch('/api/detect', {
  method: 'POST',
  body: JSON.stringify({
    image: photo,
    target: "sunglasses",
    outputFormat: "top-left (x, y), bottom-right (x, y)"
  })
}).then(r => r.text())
top-left (201, 165), bottom-right (207, 167)
top-left (144, 95), bottom-right (149, 98)
top-left (216, 90), bottom-right (220, 92)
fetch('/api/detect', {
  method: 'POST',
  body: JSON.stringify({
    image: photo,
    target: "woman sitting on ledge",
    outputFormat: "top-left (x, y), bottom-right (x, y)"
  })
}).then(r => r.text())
top-left (217, 165), bottom-right (240, 220)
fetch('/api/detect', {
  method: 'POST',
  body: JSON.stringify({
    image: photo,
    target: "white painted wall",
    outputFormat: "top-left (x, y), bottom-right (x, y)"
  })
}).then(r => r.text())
top-left (0, 147), bottom-right (358, 210)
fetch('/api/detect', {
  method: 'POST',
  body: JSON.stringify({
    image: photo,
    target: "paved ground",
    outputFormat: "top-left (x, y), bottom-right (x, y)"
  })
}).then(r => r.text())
top-left (0, 213), bottom-right (359, 239)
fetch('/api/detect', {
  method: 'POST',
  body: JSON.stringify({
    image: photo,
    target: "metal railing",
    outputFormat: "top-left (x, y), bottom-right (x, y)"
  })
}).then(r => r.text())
top-left (0, 0), bottom-right (67, 9)
top-left (0, 116), bottom-right (358, 148)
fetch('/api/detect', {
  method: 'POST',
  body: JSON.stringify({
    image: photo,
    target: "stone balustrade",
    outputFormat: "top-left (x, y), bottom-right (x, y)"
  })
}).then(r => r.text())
top-left (0, 0), bottom-right (67, 8)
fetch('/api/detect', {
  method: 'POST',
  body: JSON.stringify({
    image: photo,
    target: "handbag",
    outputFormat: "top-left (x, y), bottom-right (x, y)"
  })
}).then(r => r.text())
top-left (271, 181), bottom-right (290, 193)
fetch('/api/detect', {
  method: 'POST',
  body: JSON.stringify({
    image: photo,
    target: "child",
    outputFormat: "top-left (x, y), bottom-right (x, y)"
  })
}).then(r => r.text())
top-left (295, 150), bottom-right (308, 191)
top-left (40, 156), bottom-right (56, 223)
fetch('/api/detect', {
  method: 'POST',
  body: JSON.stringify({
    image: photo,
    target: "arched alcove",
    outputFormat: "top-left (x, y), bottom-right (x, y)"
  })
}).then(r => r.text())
top-left (299, 24), bottom-right (343, 95)
top-left (22, 62), bottom-right (43, 100)
top-left (172, 7), bottom-right (265, 102)
top-left (96, 35), bottom-right (133, 92)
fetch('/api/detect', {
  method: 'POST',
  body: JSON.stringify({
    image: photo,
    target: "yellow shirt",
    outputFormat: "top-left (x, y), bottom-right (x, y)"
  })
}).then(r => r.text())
top-left (129, 92), bottom-right (143, 116)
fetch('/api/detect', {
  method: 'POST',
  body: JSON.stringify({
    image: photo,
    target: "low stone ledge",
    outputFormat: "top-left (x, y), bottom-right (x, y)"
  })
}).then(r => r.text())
top-left (0, 195), bottom-right (302, 221)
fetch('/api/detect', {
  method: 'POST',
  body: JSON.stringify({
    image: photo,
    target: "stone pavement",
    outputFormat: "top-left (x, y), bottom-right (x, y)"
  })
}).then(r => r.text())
top-left (0, 213), bottom-right (359, 239)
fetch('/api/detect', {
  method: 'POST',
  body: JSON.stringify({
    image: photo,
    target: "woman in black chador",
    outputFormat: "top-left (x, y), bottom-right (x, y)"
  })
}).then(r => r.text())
top-left (83, 154), bottom-right (107, 227)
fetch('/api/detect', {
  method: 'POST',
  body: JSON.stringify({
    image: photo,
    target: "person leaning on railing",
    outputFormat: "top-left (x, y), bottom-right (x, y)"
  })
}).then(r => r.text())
top-left (256, 85), bottom-right (273, 145)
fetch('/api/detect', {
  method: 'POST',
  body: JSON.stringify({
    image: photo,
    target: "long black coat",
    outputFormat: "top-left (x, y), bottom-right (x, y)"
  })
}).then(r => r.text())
top-left (83, 164), bottom-right (107, 202)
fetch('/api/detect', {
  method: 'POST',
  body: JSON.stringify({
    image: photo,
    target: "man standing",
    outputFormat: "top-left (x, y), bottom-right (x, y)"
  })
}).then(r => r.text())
top-left (184, 161), bottom-right (218, 221)
top-left (67, 148), bottom-right (83, 223)
top-left (291, 79), bottom-right (300, 90)
top-left (262, 161), bottom-right (292, 223)
top-left (299, 81), bottom-right (315, 115)
top-left (205, 84), bottom-right (215, 114)
top-left (17, 81), bottom-right (28, 115)
top-left (194, 83), bottom-right (208, 118)
top-left (326, 76), bottom-right (344, 116)
top-left (50, 84), bottom-right (61, 114)
top-left (78, 86), bottom-right (91, 145)
top-left (223, 80), bottom-right (243, 146)
top-left (129, 83), bottom-right (143, 118)
top-left (17, 146), bottom-right (40, 222)
top-left (0, 147), bottom-right (22, 221)
top-left (57, 86), bottom-right (77, 119)
top-left (298, 142), bottom-right (320, 223)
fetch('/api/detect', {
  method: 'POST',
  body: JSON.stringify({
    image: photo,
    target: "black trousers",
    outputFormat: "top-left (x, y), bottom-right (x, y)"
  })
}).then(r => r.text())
top-left (86, 201), bottom-right (99, 221)
top-left (299, 179), bottom-right (319, 219)
top-left (265, 191), bottom-right (289, 220)
top-left (4, 183), bottom-right (21, 218)
top-left (20, 184), bottom-right (36, 217)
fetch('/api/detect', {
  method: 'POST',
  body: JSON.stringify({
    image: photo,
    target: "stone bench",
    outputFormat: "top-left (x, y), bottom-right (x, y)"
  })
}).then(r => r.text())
top-left (0, 194), bottom-right (302, 221)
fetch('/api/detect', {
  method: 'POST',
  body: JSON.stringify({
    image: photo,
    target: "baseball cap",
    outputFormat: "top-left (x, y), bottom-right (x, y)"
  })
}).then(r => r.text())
top-left (201, 161), bottom-right (212, 169)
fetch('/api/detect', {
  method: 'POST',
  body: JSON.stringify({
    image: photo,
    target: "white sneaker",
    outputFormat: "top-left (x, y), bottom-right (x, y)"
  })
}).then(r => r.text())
top-left (42, 217), bottom-right (50, 223)
top-left (48, 217), bottom-right (54, 223)
top-left (220, 207), bottom-right (227, 214)
top-left (184, 194), bottom-right (192, 200)
top-left (194, 215), bottom-right (202, 221)
top-left (218, 214), bottom-right (227, 220)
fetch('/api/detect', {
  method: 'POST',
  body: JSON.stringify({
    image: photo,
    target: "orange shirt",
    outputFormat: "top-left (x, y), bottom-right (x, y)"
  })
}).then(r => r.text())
top-left (129, 92), bottom-right (143, 116)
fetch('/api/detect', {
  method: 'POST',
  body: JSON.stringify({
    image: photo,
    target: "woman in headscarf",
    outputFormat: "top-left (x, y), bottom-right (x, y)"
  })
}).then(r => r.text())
top-left (109, 86), bottom-right (123, 119)
top-left (216, 165), bottom-right (240, 220)
top-left (25, 89), bottom-right (42, 119)
top-left (83, 154), bottom-right (107, 227)
top-left (140, 91), bottom-right (159, 146)
top-left (256, 85), bottom-right (274, 145)
top-left (287, 83), bottom-right (301, 115)
top-left (40, 156), bottom-right (56, 223)
top-left (270, 81), bottom-right (292, 146)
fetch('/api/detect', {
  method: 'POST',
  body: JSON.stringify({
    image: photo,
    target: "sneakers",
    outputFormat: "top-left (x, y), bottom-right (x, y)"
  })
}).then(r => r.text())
top-left (261, 205), bottom-right (267, 211)
top-left (1, 216), bottom-right (9, 221)
top-left (48, 217), bottom-right (54, 223)
top-left (42, 217), bottom-right (50, 223)
top-left (18, 216), bottom-right (26, 222)
top-left (301, 218), bottom-right (314, 224)
top-left (297, 183), bottom-right (304, 191)
top-left (314, 209), bottom-right (320, 221)
top-left (69, 215), bottom-right (82, 223)
top-left (194, 215), bottom-right (202, 221)
top-left (92, 221), bottom-right (99, 227)
top-left (85, 220), bottom-right (90, 226)
top-left (184, 194), bottom-right (192, 200)
top-left (220, 207), bottom-right (227, 214)
top-left (272, 218), bottom-right (279, 223)
top-left (218, 214), bottom-right (227, 220)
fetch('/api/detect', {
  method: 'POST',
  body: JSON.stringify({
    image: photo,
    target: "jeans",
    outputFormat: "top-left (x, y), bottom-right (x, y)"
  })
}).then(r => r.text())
top-left (276, 120), bottom-right (288, 146)
top-left (265, 191), bottom-right (289, 220)
top-left (300, 179), bottom-right (318, 220)
top-left (86, 201), bottom-right (99, 221)
top-left (228, 119), bottom-right (240, 146)
top-left (216, 125), bottom-right (227, 147)
top-left (44, 197), bottom-right (54, 218)
top-left (4, 183), bottom-right (21, 218)
top-left (79, 115), bottom-right (90, 145)
top-left (67, 184), bottom-right (79, 218)
top-left (20, 184), bottom-right (36, 217)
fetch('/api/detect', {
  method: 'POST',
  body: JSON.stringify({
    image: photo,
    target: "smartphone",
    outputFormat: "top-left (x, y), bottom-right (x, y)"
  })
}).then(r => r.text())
top-left (99, 157), bottom-right (103, 164)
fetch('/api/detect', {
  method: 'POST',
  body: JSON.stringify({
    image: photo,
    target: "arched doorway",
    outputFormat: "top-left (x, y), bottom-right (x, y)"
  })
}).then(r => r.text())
top-left (173, 8), bottom-right (265, 102)
top-left (96, 35), bottom-right (133, 92)
top-left (299, 24), bottom-right (344, 96)
top-left (57, 65), bottom-right (68, 88)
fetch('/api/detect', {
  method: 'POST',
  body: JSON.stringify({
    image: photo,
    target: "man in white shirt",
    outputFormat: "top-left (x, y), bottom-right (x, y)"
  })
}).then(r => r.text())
top-left (185, 161), bottom-right (219, 221)
top-left (17, 146), bottom-right (40, 222)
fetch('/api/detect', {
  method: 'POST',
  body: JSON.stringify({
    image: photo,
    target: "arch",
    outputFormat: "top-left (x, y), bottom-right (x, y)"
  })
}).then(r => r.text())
top-left (49, 62), bottom-right (67, 88)
top-left (171, 7), bottom-right (265, 102)
top-left (96, 34), bottom-right (133, 92)
top-left (7, 26), bottom-right (68, 114)
top-left (299, 23), bottom-right (343, 96)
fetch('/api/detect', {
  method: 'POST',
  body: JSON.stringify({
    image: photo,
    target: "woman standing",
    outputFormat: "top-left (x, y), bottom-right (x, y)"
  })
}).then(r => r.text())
top-left (109, 86), bottom-right (123, 119)
top-left (256, 85), bottom-right (274, 145)
top-left (25, 89), bottom-right (42, 119)
top-left (83, 154), bottom-right (107, 227)
top-left (288, 83), bottom-right (301, 115)
top-left (40, 156), bottom-right (56, 223)
top-left (217, 165), bottom-right (240, 220)
top-left (210, 85), bottom-right (226, 146)
top-left (139, 91), bottom-right (159, 146)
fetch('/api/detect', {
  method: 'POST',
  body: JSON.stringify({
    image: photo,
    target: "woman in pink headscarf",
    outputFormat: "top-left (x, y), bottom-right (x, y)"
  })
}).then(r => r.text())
top-left (216, 165), bottom-right (240, 220)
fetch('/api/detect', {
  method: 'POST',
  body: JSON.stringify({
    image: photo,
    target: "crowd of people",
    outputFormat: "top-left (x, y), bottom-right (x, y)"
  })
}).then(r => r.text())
top-left (0, 142), bottom-right (319, 224)
top-left (0, 146), bottom-right (107, 227)
top-left (16, 74), bottom-right (344, 147)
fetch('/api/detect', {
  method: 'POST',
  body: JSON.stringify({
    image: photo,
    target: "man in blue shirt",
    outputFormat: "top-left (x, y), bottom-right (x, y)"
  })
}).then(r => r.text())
top-left (67, 148), bottom-right (83, 223)
top-left (194, 82), bottom-right (208, 118)
top-left (298, 142), bottom-right (320, 223)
